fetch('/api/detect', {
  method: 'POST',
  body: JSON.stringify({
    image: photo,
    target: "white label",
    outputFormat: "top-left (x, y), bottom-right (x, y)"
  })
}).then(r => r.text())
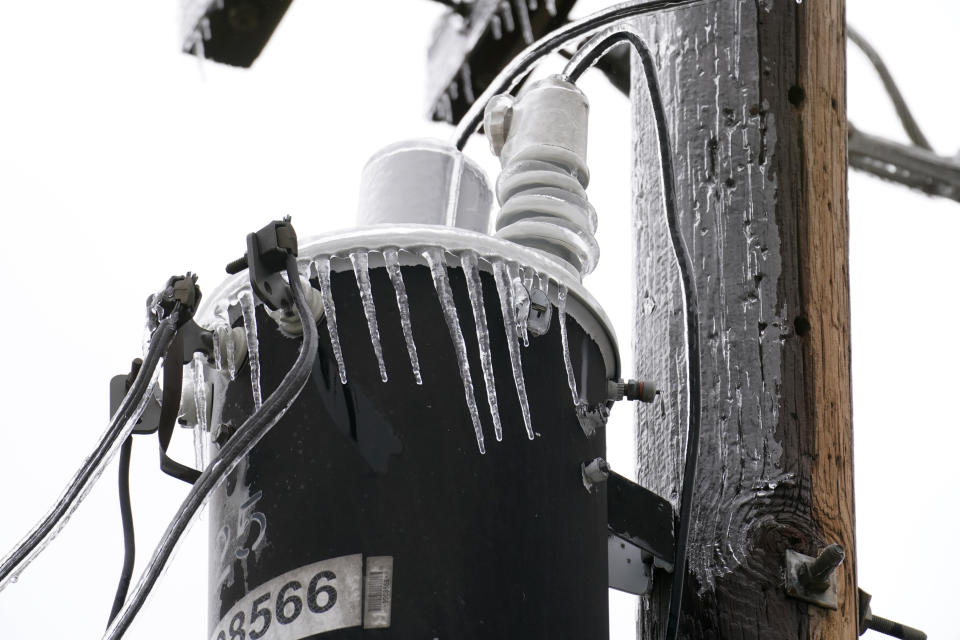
top-left (363, 556), bottom-right (393, 629)
top-left (210, 554), bottom-right (362, 640)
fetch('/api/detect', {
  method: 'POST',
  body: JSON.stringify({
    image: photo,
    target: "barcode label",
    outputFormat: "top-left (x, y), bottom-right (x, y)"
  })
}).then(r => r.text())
top-left (363, 556), bottom-right (393, 628)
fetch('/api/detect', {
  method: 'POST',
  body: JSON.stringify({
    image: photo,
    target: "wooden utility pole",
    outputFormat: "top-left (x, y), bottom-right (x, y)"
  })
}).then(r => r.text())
top-left (629, 1), bottom-right (855, 638)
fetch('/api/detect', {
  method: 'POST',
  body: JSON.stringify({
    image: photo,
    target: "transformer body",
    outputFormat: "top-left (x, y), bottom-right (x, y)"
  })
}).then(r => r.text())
top-left (208, 262), bottom-right (612, 639)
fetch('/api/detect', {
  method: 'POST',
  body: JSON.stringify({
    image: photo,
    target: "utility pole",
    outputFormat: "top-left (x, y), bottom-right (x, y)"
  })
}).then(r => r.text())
top-left (629, 1), bottom-right (856, 638)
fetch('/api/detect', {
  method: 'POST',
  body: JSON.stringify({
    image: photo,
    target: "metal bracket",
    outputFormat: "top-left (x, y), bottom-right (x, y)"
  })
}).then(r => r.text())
top-left (226, 217), bottom-right (299, 311)
top-left (109, 360), bottom-right (162, 435)
top-left (606, 471), bottom-right (674, 572)
top-left (608, 534), bottom-right (654, 595)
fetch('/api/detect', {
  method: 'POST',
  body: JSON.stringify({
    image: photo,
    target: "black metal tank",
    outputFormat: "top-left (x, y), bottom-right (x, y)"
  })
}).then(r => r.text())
top-left (208, 261), bottom-right (611, 640)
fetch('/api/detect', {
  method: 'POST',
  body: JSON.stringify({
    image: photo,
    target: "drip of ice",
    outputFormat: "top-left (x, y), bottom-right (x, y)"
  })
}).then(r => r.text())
top-left (461, 251), bottom-right (503, 441)
top-left (314, 256), bottom-right (347, 385)
top-left (214, 304), bottom-right (238, 380)
top-left (350, 251), bottom-right (388, 382)
top-left (492, 260), bottom-right (534, 440)
top-left (423, 247), bottom-right (486, 454)
top-left (191, 353), bottom-right (210, 470)
top-left (238, 288), bottom-right (262, 411)
top-left (557, 284), bottom-right (580, 406)
top-left (513, 276), bottom-right (531, 347)
top-left (545, 0), bottom-right (557, 15)
top-left (491, 14), bottom-right (502, 40)
top-left (384, 249), bottom-right (422, 385)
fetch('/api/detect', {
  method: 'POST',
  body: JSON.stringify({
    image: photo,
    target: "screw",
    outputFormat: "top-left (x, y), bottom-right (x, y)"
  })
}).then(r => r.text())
top-left (798, 544), bottom-right (844, 592)
top-left (225, 254), bottom-right (249, 275)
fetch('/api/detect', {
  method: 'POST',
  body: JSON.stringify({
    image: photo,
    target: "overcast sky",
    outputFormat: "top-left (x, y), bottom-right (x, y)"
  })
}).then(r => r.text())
top-left (0, 1), bottom-right (957, 639)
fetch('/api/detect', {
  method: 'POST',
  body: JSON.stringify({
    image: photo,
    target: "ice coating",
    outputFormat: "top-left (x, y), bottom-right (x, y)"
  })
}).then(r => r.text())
top-left (423, 247), bottom-right (486, 454)
top-left (460, 250), bottom-right (503, 441)
top-left (493, 260), bottom-right (534, 440)
top-left (191, 352), bottom-right (210, 470)
top-left (314, 256), bottom-right (347, 385)
top-left (384, 248), bottom-right (423, 385)
top-left (557, 284), bottom-right (580, 406)
top-left (509, 263), bottom-right (531, 348)
top-left (238, 288), bottom-right (263, 411)
top-left (350, 251), bottom-right (389, 382)
top-left (212, 303), bottom-right (238, 380)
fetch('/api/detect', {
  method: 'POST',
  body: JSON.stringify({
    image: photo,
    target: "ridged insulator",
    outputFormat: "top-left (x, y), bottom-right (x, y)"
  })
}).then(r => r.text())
top-left (484, 75), bottom-right (599, 278)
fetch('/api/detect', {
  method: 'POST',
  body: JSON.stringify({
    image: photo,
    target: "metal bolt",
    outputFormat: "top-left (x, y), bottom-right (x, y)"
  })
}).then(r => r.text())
top-left (526, 287), bottom-right (552, 337)
top-left (858, 589), bottom-right (927, 639)
top-left (798, 544), bottom-right (845, 592)
top-left (607, 379), bottom-right (658, 403)
top-left (581, 457), bottom-right (609, 492)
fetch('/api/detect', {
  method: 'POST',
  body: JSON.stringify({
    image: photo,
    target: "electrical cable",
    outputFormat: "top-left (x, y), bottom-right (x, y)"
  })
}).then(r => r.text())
top-left (156, 334), bottom-right (202, 485)
top-left (107, 436), bottom-right (136, 627)
top-left (847, 26), bottom-right (932, 152)
top-left (103, 255), bottom-right (319, 640)
top-left (451, 0), bottom-right (709, 150)
top-left (563, 31), bottom-right (702, 640)
top-left (0, 315), bottom-right (178, 591)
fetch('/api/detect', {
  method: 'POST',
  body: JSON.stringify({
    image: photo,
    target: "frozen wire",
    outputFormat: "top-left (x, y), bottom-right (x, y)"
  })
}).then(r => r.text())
top-left (0, 315), bottom-right (176, 590)
top-left (847, 26), bottom-right (932, 151)
top-left (564, 30), bottom-right (702, 640)
top-left (452, 0), bottom-right (708, 150)
top-left (103, 255), bottom-right (318, 640)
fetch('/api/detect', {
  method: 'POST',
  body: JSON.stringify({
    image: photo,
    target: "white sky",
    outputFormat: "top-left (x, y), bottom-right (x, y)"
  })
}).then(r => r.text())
top-left (0, 1), bottom-right (957, 639)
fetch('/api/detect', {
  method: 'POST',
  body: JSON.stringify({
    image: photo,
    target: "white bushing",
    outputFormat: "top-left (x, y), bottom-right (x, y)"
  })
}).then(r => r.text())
top-left (484, 76), bottom-right (599, 278)
top-left (357, 138), bottom-right (494, 233)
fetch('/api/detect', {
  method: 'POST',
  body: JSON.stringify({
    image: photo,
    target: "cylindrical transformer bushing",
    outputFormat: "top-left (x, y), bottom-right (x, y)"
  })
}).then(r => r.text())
top-left (356, 139), bottom-right (494, 233)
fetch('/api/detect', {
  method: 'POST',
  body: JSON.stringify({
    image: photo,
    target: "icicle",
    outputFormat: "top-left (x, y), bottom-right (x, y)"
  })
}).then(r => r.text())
top-left (500, 1), bottom-right (515, 32)
top-left (238, 288), bottom-right (262, 411)
top-left (557, 284), bottom-right (580, 406)
top-left (513, 276), bottom-right (530, 347)
top-left (350, 251), bottom-right (388, 382)
top-left (490, 14), bottom-right (502, 40)
top-left (191, 353), bottom-right (210, 470)
top-left (314, 256), bottom-right (347, 385)
top-left (493, 260), bottom-right (534, 440)
top-left (513, 0), bottom-right (534, 43)
top-left (214, 304), bottom-right (238, 380)
top-left (545, 0), bottom-right (557, 15)
top-left (423, 247), bottom-right (486, 454)
top-left (384, 249), bottom-right (422, 385)
top-left (461, 251), bottom-right (503, 441)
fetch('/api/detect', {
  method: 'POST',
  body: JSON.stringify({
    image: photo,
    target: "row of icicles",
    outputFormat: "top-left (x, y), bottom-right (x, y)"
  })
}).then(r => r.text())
top-left (196, 247), bottom-right (585, 455)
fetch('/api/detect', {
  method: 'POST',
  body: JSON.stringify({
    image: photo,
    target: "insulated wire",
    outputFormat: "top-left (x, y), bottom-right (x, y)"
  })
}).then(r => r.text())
top-left (451, 0), bottom-right (709, 150)
top-left (0, 315), bottom-right (177, 591)
top-left (563, 31), bottom-right (702, 640)
top-left (103, 255), bottom-right (319, 640)
top-left (847, 26), bottom-right (932, 151)
top-left (107, 436), bottom-right (136, 627)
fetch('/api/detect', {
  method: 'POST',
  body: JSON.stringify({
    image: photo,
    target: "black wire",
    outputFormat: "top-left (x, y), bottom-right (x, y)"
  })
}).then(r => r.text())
top-left (157, 334), bottom-right (202, 485)
top-left (847, 26), bottom-right (932, 151)
top-left (566, 31), bottom-right (702, 640)
top-left (452, 0), bottom-right (707, 150)
top-left (105, 255), bottom-right (319, 640)
top-left (0, 314), bottom-right (178, 587)
top-left (107, 436), bottom-right (135, 627)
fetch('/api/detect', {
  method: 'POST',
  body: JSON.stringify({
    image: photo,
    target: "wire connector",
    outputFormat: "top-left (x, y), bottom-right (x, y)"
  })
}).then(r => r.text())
top-left (226, 217), bottom-right (299, 311)
top-left (150, 273), bottom-right (202, 329)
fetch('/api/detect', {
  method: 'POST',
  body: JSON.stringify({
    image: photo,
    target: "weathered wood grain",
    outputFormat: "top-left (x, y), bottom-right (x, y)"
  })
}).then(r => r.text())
top-left (628, 1), bottom-right (855, 637)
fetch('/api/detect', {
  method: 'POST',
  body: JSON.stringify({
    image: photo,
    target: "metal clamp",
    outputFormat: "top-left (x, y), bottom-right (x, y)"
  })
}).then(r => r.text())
top-left (226, 216), bottom-right (299, 311)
